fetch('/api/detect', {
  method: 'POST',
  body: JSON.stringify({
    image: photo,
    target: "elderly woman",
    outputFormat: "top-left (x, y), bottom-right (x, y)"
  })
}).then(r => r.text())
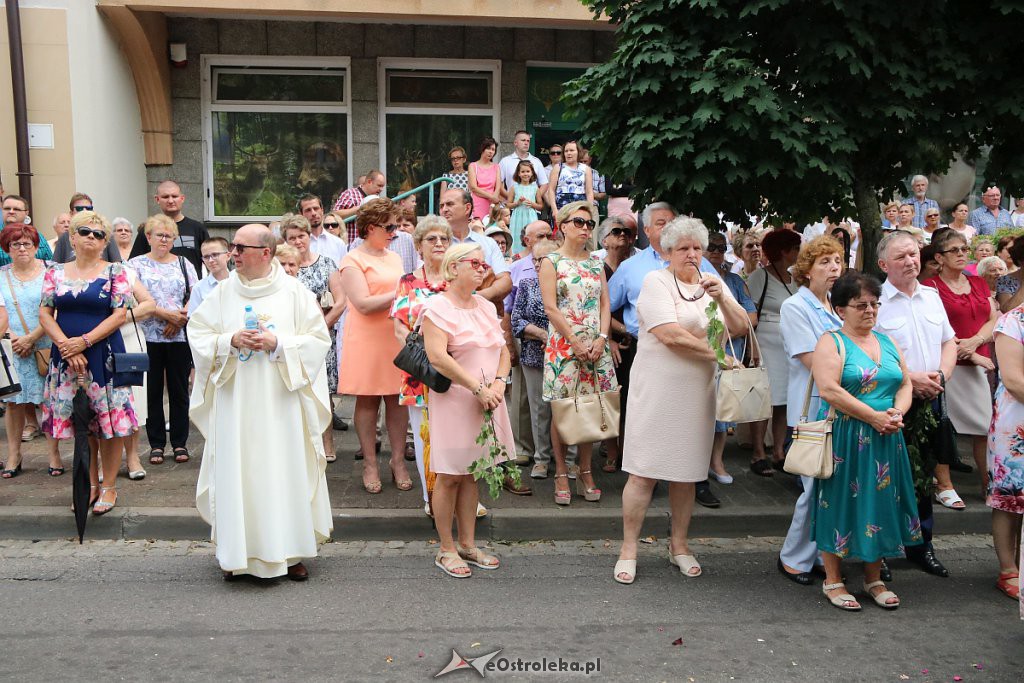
top-left (389, 215), bottom-right (473, 516)
top-left (776, 236), bottom-right (845, 584)
top-left (988, 303), bottom-right (1024, 601)
top-left (923, 230), bottom-right (999, 504)
top-left (810, 272), bottom-right (920, 610)
top-left (0, 223), bottom-right (62, 477)
top-left (731, 231), bottom-right (762, 279)
top-left (968, 237), bottom-right (996, 276)
top-left (275, 244), bottom-right (301, 276)
top-left (38, 211), bottom-right (136, 514)
top-left (422, 243), bottom-right (513, 578)
top-left (111, 218), bottom-right (134, 263)
top-left (977, 256), bottom-right (1008, 294)
top-left (282, 213), bottom-right (346, 462)
top-left (339, 198), bottom-right (412, 493)
top-left (540, 201), bottom-right (617, 505)
top-left (996, 239), bottom-right (1024, 313)
top-left (128, 215), bottom-right (198, 466)
top-left (613, 217), bottom-right (749, 584)
top-left (745, 228), bottom-right (801, 474)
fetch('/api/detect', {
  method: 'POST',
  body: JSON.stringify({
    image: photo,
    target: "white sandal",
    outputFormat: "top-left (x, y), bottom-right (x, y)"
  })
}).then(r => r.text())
top-left (613, 559), bottom-right (636, 584)
top-left (669, 551), bottom-right (702, 577)
top-left (863, 580), bottom-right (900, 609)
top-left (822, 582), bottom-right (861, 611)
top-left (935, 488), bottom-right (966, 510)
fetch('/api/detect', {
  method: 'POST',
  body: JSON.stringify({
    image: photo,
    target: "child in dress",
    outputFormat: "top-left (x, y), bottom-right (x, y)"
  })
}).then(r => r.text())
top-left (505, 160), bottom-right (542, 255)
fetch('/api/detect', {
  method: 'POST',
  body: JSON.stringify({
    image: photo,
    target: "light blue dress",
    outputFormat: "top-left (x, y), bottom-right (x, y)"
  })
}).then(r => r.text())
top-left (0, 264), bottom-right (51, 404)
top-left (509, 182), bottom-right (539, 254)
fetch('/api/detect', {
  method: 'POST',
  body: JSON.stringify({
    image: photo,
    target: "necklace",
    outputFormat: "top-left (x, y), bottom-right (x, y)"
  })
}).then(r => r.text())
top-left (672, 272), bottom-right (705, 302)
top-left (422, 267), bottom-right (447, 293)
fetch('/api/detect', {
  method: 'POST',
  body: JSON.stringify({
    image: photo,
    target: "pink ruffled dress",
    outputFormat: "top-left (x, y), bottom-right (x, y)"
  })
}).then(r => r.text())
top-left (421, 294), bottom-right (514, 475)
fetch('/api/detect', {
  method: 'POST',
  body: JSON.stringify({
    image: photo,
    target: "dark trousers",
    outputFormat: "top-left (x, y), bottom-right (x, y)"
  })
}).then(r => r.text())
top-left (145, 341), bottom-right (192, 450)
top-left (617, 337), bottom-right (638, 438)
top-left (903, 397), bottom-right (940, 549)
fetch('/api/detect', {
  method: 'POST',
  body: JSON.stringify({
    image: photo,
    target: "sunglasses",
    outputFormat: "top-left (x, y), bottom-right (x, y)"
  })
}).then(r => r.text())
top-left (450, 155), bottom-right (466, 161)
top-left (75, 226), bottom-right (106, 240)
top-left (549, 150), bottom-right (563, 155)
top-left (377, 223), bottom-right (399, 233)
top-left (608, 227), bottom-right (635, 238)
top-left (940, 246), bottom-right (970, 255)
top-left (323, 222), bottom-right (340, 228)
top-left (72, 205), bottom-right (94, 213)
top-left (229, 242), bottom-right (265, 253)
top-left (926, 214), bottom-right (940, 218)
top-left (566, 217), bottom-right (596, 230)
top-left (458, 258), bottom-right (492, 271)
top-left (705, 243), bottom-right (727, 253)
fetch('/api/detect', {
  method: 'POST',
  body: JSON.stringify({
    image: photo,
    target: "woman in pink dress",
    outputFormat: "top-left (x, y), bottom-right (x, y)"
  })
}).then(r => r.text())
top-left (422, 243), bottom-right (513, 578)
top-left (468, 136), bottom-right (501, 220)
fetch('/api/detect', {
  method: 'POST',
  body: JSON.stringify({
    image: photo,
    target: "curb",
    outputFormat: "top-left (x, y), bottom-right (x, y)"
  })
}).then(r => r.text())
top-left (0, 504), bottom-right (991, 542)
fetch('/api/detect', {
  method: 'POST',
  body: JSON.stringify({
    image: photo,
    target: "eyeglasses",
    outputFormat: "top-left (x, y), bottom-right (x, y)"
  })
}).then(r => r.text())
top-left (549, 150), bottom-right (563, 156)
top-left (608, 227), bottom-right (635, 238)
top-left (449, 155), bottom-right (465, 161)
top-left (423, 235), bottom-right (450, 245)
top-left (72, 205), bottom-right (94, 213)
top-left (705, 243), bottom-right (727, 253)
top-left (940, 246), bottom-right (970, 255)
top-left (229, 242), bottom-right (265, 253)
top-left (75, 226), bottom-right (106, 240)
top-left (847, 301), bottom-right (882, 311)
top-left (458, 258), bottom-right (492, 271)
top-left (9, 241), bottom-right (34, 251)
top-left (926, 213), bottom-right (940, 218)
top-left (151, 233), bottom-right (175, 242)
top-left (323, 222), bottom-right (340, 229)
top-left (201, 251), bottom-right (228, 261)
top-left (376, 223), bottom-right (399, 233)
top-left (565, 217), bottom-right (597, 230)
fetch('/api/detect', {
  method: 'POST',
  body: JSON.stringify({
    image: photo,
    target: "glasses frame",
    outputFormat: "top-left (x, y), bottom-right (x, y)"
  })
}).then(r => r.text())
top-left (201, 251), bottom-right (229, 261)
top-left (8, 241), bottom-right (35, 251)
top-left (75, 226), bottom-right (106, 240)
top-left (229, 242), bottom-right (267, 254)
top-left (457, 257), bottom-right (492, 272)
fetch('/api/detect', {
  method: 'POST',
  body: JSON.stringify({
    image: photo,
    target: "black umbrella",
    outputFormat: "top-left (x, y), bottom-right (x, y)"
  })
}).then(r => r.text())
top-left (71, 373), bottom-right (93, 543)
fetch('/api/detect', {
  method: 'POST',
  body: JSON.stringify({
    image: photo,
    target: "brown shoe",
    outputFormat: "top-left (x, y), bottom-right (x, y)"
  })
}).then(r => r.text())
top-left (287, 562), bottom-right (309, 581)
top-left (502, 475), bottom-right (532, 496)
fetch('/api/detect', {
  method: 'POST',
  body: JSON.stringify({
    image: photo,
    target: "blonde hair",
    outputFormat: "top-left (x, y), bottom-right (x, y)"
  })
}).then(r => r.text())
top-left (143, 213), bottom-right (177, 238)
top-left (279, 213), bottom-right (311, 238)
top-left (69, 210), bottom-right (112, 238)
top-left (556, 200), bottom-right (595, 225)
top-left (792, 235), bottom-right (844, 286)
top-left (413, 214), bottom-right (453, 250)
top-left (275, 243), bottom-right (300, 263)
top-left (326, 210), bottom-right (347, 243)
top-left (441, 243), bottom-right (483, 282)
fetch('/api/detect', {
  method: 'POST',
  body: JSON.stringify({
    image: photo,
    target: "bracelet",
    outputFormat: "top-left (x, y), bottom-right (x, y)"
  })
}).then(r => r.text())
top-left (82, 334), bottom-right (91, 348)
top-left (598, 333), bottom-right (609, 340)
top-left (472, 382), bottom-right (485, 396)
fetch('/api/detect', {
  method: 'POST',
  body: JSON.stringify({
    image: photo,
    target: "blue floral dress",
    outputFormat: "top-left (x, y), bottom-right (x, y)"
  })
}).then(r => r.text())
top-left (554, 164), bottom-right (589, 210)
top-left (987, 307), bottom-right (1024, 515)
top-left (40, 263), bottom-right (137, 439)
top-left (810, 331), bottom-right (922, 562)
top-left (0, 264), bottom-right (50, 404)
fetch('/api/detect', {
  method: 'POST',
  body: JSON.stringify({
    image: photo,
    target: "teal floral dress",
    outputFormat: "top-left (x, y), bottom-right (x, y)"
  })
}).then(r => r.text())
top-left (541, 253), bottom-right (617, 401)
top-left (810, 331), bottom-right (923, 562)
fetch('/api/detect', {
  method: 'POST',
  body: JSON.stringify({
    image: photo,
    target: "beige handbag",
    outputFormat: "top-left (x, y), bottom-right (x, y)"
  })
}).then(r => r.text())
top-left (715, 313), bottom-right (772, 423)
top-left (550, 362), bottom-right (621, 446)
top-left (783, 332), bottom-right (845, 479)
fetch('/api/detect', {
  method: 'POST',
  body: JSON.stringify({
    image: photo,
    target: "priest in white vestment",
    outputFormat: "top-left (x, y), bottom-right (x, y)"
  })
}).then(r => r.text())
top-left (189, 224), bottom-right (333, 580)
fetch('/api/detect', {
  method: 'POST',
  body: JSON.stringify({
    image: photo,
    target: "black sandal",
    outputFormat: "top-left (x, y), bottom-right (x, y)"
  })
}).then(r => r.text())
top-left (750, 459), bottom-right (774, 477)
top-left (173, 447), bottom-right (190, 463)
top-left (48, 467), bottom-right (65, 477)
top-left (149, 449), bottom-right (165, 465)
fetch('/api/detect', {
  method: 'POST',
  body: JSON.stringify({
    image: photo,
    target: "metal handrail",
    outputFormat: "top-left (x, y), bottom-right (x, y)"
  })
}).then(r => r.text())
top-left (342, 176), bottom-right (454, 223)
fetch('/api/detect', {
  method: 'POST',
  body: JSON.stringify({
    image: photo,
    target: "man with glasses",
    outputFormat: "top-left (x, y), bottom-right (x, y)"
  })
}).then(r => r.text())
top-left (332, 170), bottom-right (387, 243)
top-left (499, 130), bottom-right (549, 198)
top-left (298, 194), bottom-right (347, 265)
top-left (189, 223), bottom-right (332, 582)
top-left (906, 175), bottom-right (940, 228)
top-left (129, 180), bottom-right (210, 275)
top-left (0, 195), bottom-right (53, 266)
top-left (971, 185), bottom-right (1014, 236)
top-left (188, 237), bottom-right (233, 315)
top-left (53, 192), bottom-right (120, 263)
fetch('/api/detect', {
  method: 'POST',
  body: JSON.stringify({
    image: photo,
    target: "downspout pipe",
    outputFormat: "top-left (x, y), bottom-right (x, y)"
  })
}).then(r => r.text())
top-left (5, 0), bottom-right (32, 206)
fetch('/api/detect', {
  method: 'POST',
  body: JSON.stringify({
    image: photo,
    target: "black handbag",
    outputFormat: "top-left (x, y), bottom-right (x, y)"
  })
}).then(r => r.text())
top-left (393, 330), bottom-right (451, 393)
top-left (933, 373), bottom-right (959, 466)
top-left (111, 307), bottom-right (149, 388)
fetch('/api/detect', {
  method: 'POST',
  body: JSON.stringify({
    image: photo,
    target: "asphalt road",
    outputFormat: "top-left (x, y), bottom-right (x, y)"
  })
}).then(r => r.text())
top-left (0, 535), bottom-right (1017, 682)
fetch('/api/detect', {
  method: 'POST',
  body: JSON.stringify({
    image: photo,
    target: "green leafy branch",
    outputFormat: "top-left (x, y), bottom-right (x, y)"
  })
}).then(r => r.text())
top-left (705, 300), bottom-right (728, 368)
top-left (469, 408), bottom-right (521, 499)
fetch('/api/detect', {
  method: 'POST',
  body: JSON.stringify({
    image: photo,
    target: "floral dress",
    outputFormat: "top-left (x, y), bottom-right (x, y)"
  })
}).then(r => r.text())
top-left (987, 307), bottom-right (1024, 515)
top-left (40, 263), bottom-right (137, 439)
top-left (554, 163), bottom-right (589, 210)
top-left (126, 255), bottom-right (198, 344)
top-left (541, 253), bottom-right (617, 401)
top-left (297, 254), bottom-right (339, 393)
top-left (0, 264), bottom-right (50, 404)
top-left (388, 269), bottom-right (446, 407)
top-left (810, 331), bottom-right (923, 562)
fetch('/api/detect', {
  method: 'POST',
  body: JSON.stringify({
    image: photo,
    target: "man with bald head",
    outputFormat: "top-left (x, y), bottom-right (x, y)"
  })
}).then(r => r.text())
top-left (188, 223), bottom-right (333, 582)
top-left (130, 180), bottom-right (210, 274)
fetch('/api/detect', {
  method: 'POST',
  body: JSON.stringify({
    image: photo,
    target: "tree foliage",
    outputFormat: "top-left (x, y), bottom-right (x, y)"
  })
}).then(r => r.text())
top-left (565, 0), bottom-right (1024, 258)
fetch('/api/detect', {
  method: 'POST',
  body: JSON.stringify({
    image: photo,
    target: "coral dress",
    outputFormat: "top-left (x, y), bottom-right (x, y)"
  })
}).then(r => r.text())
top-left (422, 294), bottom-right (513, 475)
top-left (337, 248), bottom-right (404, 396)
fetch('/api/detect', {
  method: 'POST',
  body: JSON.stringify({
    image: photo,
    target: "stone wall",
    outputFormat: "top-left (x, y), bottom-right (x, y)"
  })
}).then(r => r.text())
top-left (156, 17), bottom-right (615, 228)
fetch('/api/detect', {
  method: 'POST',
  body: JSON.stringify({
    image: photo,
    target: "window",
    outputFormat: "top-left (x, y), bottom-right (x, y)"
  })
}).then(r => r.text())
top-left (202, 56), bottom-right (352, 221)
top-left (378, 60), bottom-right (500, 202)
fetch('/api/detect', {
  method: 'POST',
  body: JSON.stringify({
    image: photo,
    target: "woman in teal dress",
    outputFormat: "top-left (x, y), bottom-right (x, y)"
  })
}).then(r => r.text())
top-left (809, 272), bottom-right (921, 611)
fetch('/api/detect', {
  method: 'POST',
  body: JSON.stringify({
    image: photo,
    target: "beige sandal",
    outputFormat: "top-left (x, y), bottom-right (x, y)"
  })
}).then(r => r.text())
top-left (669, 550), bottom-right (702, 577)
top-left (822, 581), bottom-right (861, 611)
top-left (458, 545), bottom-right (500, 570)
top-left (435, 550), bottom-right (472, 578)
top-left (863, 580), bottom-right (899, 609)
top-left (614, 559), bottom-right (636, 584)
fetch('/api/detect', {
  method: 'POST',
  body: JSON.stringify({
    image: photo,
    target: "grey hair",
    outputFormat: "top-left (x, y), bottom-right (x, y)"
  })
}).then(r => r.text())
top-left (640, 201), bottom-right (678, 227)
top-left (876, 230), bottom-right (919, 261)
top-left (976, 255), bottom-right (1006, 279)
top-left (911, 174), bottom-right (929, 186)
top-left (413, 214), bottom-right (453, 250)
top-left (279, 212), bottom-right (311, 237)
top-left (660, 216), bottom-right (709, 252)
top-left (111, 216), bottom-right (132, 228)
top-left (598, 215), bottom-right (629, 244)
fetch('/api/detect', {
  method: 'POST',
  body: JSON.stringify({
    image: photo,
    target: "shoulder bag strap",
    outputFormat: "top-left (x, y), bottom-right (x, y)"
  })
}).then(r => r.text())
top-left (178, 256), bottom-right (191, 305)
top-left (755, 271), bottom-right (769, 318)
top-left (799, 330), bottom-right (845, 422)
top-left (4, 269), bottom-right (31, 335)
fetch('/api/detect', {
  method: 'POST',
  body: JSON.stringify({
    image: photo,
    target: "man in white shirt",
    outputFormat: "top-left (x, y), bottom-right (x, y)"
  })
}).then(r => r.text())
top-left (299, 194), bottom-right (347, 265)
top-left (188, 237), bottom-right (232, 315)
top-left (498, 130), bottom-right (549, 197)
top-left (875, 231), bottom-right (958, 578)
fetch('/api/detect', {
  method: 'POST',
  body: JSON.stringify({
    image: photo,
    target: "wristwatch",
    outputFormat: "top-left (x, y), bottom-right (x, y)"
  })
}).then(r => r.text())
top-left (598, 333), bottom-right (609, 340)
top-left (502, 375), bottom-right (513, 385)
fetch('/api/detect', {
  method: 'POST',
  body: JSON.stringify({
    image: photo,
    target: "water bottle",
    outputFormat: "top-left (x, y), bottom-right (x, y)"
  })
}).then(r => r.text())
top-left (239, 305), bottom-right (258, 361)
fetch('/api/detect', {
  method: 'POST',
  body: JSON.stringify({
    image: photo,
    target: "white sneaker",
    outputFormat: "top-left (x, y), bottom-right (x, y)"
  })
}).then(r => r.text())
top-left (531, 463), bottom-right (549, 479)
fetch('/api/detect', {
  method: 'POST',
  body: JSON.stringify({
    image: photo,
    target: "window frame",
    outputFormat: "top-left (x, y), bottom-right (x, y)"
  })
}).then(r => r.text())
top-left (200, 54), bottom-right (353, 223)
top-left (377, 58), bottom-right (501, 184)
